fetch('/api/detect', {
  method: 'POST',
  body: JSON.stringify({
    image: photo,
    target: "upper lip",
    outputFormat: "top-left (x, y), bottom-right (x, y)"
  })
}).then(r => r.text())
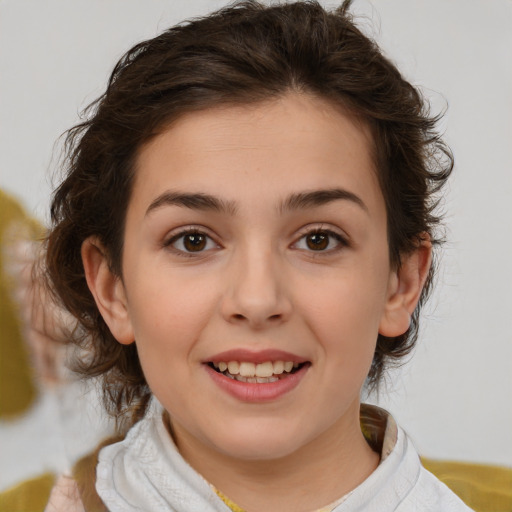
top-left (206, 349), bottom-right (308, 365)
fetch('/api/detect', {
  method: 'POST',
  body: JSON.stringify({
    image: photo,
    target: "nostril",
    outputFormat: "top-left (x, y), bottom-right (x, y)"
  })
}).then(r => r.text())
top-left (233, 313), bottom-right (246, 321)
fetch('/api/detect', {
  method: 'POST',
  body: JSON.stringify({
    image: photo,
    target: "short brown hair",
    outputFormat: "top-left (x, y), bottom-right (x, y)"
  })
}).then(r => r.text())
top-left (46, 0), bottom-right (453, 427)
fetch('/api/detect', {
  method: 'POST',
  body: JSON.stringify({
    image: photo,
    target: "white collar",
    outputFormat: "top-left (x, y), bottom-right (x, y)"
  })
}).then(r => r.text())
top-left (95, 402), bottom-right (419, 512)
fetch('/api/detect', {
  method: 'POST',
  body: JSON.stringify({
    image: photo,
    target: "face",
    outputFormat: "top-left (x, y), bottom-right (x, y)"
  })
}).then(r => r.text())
top-left (87, 93), bottom-right (420, 466)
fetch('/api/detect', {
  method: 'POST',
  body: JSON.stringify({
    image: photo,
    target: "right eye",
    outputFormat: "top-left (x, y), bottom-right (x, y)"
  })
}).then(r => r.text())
top-left (165, 229), bottom-right (219, 255)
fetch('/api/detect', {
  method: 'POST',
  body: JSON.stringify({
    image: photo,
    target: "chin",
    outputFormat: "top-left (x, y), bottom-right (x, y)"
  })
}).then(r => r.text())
top-left (206, 419), bottom-right (312, 462)
top-left (218, 439), bottom-right (301, 462)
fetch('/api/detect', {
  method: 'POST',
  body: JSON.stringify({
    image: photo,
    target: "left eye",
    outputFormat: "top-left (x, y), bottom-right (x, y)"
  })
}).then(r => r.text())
top-left (294, 230), bottom-right (345, 252)
top-left (168, 231), bottom-right (218, 253)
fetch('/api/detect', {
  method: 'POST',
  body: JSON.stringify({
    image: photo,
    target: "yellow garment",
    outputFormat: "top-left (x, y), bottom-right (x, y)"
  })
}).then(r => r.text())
top-left (0, 189), bottom-right (44, 417)
top-left (0, 473), bottom-right (55, 512)
top-left (422, 458), bottom-right (512, 512)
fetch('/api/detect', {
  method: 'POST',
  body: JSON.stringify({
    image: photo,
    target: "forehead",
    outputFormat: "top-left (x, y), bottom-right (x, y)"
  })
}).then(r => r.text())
top-left (130, 93), bottom-right (382, 217)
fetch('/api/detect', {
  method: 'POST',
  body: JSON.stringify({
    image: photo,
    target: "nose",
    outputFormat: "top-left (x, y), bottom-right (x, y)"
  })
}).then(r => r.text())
top-left (221, 245), bottom-right (292, 329)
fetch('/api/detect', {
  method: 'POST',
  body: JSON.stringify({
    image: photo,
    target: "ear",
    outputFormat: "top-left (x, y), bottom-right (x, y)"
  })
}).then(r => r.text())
top-left (379, 237), bottom-right (432, 337)
top-left (81, 237), bottom-right (134, 345)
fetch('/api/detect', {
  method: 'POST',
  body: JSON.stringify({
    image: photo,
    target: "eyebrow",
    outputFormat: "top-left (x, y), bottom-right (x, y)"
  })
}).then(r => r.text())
top-left (278, 188), bottom-right (368, 214)
top-left (145, 191), bottom-right (238, 216)
top-left (145, 187), bottom-right (367, 217)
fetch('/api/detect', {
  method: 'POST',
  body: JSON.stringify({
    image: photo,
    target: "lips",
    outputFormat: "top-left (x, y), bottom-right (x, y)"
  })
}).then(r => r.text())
top-left (204, 349), bottom-right (310, 402)
top-left (207, 348), bottom-right (308, 365)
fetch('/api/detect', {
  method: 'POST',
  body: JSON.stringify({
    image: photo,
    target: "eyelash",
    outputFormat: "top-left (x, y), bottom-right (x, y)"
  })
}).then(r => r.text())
top-left (293, 227), bottom-right (348, 254)
top-left (163, 226), bottom-right (348, 257)
top-left (163, 227), bottom-right (219, 257)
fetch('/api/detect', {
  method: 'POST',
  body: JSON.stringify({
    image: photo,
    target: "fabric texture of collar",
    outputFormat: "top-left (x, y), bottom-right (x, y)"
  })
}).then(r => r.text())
top-left (95, 401), bottom-right (472, 512)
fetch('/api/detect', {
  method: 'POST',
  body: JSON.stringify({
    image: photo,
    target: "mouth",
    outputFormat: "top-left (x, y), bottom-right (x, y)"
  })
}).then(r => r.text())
top-left (207, 360), bottom-right (308, 383)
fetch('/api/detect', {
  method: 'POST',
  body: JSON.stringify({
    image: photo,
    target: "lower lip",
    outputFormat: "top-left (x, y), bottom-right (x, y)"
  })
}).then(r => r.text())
top-left (205, 364), bottom-right (309, 403)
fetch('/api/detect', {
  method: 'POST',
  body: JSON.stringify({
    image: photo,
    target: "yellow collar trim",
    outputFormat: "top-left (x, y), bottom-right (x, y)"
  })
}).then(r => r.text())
top-left (213, 487), bottom-right (246, 512)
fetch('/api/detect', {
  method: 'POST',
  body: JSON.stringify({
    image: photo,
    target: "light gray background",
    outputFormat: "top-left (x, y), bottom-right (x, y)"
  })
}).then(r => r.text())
top-left (1, 0), bottom-right (511, 489)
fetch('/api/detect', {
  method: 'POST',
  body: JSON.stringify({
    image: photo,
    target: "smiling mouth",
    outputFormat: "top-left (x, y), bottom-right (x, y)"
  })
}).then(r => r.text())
top-left (207, 360), bottom-right (307, 383)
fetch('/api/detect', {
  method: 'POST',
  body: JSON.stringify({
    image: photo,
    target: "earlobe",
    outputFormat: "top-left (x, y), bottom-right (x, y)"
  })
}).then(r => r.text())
top-left (81, 237), bottom-right (134, 345)
top-left (379, 238), bottom-right (432, 338)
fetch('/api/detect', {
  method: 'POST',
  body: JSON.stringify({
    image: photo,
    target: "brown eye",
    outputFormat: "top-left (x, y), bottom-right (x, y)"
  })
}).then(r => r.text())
top-left (294, 229), bottom-right (346, 253)
top-left (183, 233), bottom-right (206, 252)
top-left (167, 230), bottom-right (218, 254)
top-left (306, 232), bottom-right (329, 250)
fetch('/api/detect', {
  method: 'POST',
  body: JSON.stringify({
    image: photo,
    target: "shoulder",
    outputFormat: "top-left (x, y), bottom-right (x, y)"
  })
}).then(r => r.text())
top-left (422, 458), bottom-right (512, 512)
top-left (397, 465), bottom-right (474, 511)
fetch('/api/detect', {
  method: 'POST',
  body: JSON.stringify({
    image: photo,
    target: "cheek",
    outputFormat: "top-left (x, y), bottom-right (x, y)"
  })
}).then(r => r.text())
top-left (300, 274), bottom-right (388, 330)
top-left (125, 267), bottom-right (221, 358)
top-left (294, 268), bottom-right (388, 358)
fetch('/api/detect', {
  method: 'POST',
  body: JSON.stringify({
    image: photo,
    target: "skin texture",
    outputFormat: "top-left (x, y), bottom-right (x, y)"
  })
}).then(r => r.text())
top-left (45, 475), bottom-right (85, 512)
top-left (82, 93), bottom-right (431, 512)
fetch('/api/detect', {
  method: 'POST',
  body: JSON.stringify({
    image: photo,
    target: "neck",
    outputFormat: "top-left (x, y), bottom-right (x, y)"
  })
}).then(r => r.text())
top-left (169, 401), bottom-right (380, 512)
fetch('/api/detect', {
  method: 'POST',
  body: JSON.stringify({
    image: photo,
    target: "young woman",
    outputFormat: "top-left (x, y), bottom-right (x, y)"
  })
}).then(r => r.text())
top-left (44, 2), bottom-right (472, 510)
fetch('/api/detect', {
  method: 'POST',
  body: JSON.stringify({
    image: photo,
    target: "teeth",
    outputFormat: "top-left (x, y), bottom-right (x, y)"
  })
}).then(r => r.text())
top-left (212, 360), bottom-right (301, 380)
top-left (257, 376), bottom-right (280, 383)
top-left (255, 361), bottom-right (274, 377)
top-left (227, 361), bottom-right (240, 375)
top-left (273, 361), bottom-right (284, 374)
top-left (239, 362), bottom-right (256, 377)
